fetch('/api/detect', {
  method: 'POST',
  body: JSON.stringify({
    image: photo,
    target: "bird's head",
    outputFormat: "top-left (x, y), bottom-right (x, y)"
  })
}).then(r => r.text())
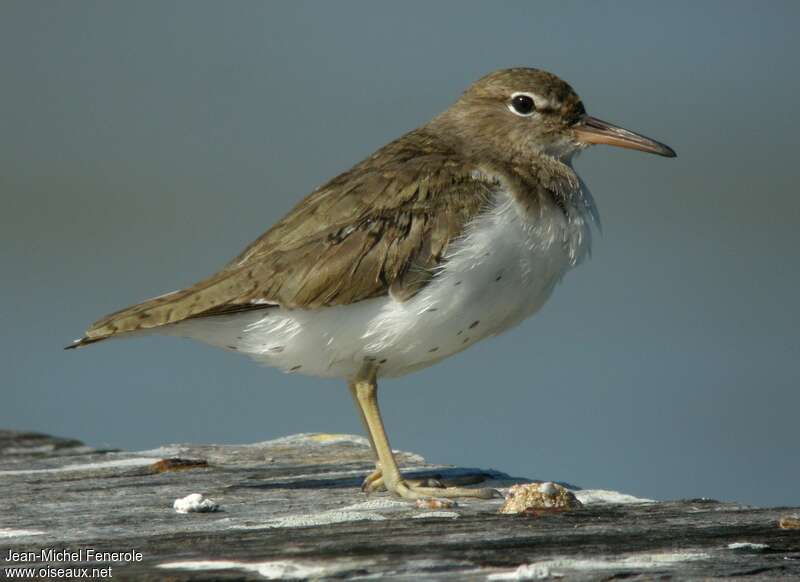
top-left (436, 68), bottom-right (675, 162)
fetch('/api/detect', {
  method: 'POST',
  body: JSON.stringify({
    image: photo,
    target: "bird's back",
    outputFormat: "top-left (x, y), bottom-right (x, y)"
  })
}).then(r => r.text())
top-left (67, 128), bottom-right (493, 349)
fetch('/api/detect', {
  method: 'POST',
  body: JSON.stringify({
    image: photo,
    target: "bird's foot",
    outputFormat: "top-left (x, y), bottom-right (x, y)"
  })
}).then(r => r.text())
top-left (361, 470), bottom-right (445, 494)
top-left (393, 479), bottom-right (502, 500)
top-left (360, 467), bottom-right (387, 493)
top-left (361, 469), bottom-right (501, 499)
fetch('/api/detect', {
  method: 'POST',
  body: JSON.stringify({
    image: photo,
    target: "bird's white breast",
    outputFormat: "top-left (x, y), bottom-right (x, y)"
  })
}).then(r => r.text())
top-left (168, 187), bottom-right (592, 380)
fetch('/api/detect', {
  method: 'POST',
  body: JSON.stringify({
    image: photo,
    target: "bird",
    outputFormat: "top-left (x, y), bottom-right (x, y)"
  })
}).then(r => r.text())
top-left (67, 68), bottom-right (675, 500)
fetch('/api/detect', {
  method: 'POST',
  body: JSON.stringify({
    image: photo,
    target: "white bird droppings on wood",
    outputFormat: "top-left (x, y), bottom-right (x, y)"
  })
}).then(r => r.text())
top-left (173, 493), bottom-right (219, 513)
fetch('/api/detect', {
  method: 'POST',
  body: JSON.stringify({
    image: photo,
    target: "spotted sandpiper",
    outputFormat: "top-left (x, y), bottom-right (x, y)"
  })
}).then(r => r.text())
top-left (68, 68), bottom-right (675, 500)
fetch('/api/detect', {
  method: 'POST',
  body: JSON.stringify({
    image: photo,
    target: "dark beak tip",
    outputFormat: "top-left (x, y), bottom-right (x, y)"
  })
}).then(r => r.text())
top-left (660, 145), bottom-right (677, 158)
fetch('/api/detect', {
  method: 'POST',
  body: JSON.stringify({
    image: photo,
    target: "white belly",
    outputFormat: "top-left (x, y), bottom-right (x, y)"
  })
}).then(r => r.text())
top-left (167, 189), bottom-right (591, 379)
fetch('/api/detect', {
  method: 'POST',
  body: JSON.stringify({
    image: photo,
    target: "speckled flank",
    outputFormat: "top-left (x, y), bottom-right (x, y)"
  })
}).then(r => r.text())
top-left (164, 186), bottom-right (590, 379)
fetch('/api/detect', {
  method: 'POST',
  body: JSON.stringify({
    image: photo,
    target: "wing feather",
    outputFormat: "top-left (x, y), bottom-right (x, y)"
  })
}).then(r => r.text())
top-left (71, 130), bottom-right (496, 347)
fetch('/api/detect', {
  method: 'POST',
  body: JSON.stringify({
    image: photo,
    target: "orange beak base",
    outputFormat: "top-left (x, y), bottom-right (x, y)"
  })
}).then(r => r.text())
top-left (574, 116), bottom-right (676, 158)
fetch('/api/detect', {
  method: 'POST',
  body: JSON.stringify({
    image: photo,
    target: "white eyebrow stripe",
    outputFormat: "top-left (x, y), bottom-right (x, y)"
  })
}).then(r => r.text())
top-left (511, 91), bottom-right (553, 110)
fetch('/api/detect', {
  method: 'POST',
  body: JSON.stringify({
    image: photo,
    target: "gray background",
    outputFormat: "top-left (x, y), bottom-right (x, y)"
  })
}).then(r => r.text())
top-left (2, 1), bottom-right (798, 507)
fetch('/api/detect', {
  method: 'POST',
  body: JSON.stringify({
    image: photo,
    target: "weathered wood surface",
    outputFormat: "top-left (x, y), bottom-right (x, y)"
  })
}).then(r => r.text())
top-left (1, 429), bottom-right (798, 580)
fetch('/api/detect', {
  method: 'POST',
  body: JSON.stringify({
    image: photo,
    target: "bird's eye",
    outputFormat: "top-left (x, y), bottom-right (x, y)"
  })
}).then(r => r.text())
top-left (509, 93), bottom-right (536, 117)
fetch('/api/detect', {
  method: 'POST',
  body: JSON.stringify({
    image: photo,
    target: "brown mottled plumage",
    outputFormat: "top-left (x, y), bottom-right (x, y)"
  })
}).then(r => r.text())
top-left (71, 69), bottom-right (592, 346)
top-left (76, 144), bottom-right (492, 344)
top-left (68, 68), bottom-right (675, 501)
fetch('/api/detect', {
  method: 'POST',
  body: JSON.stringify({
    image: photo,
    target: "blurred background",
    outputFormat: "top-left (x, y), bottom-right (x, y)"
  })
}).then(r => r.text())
top-left (2, 1), bottom-right (798, 507)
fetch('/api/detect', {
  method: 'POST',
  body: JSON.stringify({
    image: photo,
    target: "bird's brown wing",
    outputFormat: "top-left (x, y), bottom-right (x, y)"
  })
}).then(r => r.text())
top-left (72, 132), bottom-right (496, 347)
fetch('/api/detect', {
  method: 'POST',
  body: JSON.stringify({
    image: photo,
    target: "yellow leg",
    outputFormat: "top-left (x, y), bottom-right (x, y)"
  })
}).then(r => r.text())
top-left (350, 374), bottom-right (499, 500)
top-left (348, 383), bottom-right (446, 493)
top-left (348, 381), bottom-right (384, 492)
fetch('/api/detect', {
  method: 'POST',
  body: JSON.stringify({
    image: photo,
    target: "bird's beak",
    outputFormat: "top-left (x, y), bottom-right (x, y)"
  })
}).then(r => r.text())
top-left (573, 116), bottom-right (676, 158)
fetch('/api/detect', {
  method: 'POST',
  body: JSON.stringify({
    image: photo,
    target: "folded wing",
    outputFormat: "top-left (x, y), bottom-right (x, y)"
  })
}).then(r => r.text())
top-left (69, 131), bottom-right (495, 348)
